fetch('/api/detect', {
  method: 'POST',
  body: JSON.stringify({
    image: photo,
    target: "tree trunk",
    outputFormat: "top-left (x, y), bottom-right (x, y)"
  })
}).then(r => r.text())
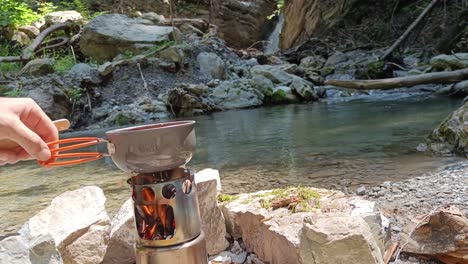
top-left (324, 68), bottom-right (468, 90)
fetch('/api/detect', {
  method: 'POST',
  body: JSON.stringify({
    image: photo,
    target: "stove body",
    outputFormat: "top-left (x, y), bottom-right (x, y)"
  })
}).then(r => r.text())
top-left (129, 168), bottom-right (208, 264)
top-left (110, 121), bottom-right (207, 264)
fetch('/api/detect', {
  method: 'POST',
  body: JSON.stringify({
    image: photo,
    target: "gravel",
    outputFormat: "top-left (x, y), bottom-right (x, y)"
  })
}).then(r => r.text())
top-left (361, 161), bottom-right (468, 264)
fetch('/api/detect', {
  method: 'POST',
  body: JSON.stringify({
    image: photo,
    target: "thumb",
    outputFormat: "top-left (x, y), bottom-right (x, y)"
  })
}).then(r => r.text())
top-left (7, 119), bottom-right (51, 161)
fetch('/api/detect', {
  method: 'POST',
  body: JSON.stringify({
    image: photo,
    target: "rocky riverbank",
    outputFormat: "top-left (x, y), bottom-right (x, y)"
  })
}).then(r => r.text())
top-left (1, 165), bottom-right (466, 264)
top-left (0, 169), bottom-right (390, 264)
top-left (2, 11), bottom-right (468, 136)
top-left (356, 162), bottom-right (468, 264)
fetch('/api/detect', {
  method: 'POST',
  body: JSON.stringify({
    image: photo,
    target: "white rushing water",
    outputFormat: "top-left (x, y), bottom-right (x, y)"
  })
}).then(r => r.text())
top-left (264, 14), bottom-right (284, 54)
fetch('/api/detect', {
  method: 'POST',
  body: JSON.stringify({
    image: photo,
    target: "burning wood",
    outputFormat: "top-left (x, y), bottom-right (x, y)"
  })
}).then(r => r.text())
top-left (135, 187), bottom-right (176, 240)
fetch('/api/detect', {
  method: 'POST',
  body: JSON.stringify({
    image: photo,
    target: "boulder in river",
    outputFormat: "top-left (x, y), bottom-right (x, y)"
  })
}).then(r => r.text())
top-left (428, 102), bottom-right (468, 156)
top-left (209, 79), bottom-right (264, 110)
top-left (430, 53), bottom-right (468, 70)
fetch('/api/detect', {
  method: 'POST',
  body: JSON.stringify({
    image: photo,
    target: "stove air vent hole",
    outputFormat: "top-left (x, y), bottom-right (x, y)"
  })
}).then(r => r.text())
top-left (141, 187), bottom-right (155, 202)
top-left (162, 184), bottom-right (177, 199)
top-left (182, 179), bottom-right (192, 194)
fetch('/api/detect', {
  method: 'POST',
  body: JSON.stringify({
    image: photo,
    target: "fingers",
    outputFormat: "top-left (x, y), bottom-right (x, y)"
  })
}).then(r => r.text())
top-left (19, 98), bottom-right (59, 144)
top-left (5, 118), bottom-right (51, 161)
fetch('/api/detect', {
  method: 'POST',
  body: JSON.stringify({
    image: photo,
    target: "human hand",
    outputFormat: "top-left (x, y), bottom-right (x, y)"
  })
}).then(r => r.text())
top-left (0, 97), bottom-right (58, 165)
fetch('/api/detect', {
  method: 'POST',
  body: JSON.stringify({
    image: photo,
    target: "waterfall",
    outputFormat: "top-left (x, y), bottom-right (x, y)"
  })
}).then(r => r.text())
top-left (264, 14), bottom-right (284, 54)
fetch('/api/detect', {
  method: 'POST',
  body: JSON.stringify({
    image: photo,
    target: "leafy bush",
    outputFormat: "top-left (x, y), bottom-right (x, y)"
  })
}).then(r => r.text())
top-left (0, 0), bottom-right (40, 28)
top-left (53, 52), bottom-right (76, 73)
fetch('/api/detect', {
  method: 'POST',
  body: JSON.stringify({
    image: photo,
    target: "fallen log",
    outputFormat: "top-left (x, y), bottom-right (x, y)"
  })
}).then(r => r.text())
top-left (0, 22), bottom-right (76, 63)
top-left (324, 68), bottom-right (468, 90)
top-left (380, 0), bottom-right (439, 60)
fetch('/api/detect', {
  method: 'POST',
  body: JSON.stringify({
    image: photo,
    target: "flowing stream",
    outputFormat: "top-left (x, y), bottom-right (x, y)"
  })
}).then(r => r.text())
top-left (0, 94), bottom-right (463, 233)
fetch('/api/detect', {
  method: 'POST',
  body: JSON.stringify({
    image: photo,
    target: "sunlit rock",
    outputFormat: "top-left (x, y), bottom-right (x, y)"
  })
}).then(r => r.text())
top-left (195, 169), bottom-right (229, 255)
top-left (102, 198), bottom-right (136, 264)
top-left (18, 186), bottom-right (111, 264)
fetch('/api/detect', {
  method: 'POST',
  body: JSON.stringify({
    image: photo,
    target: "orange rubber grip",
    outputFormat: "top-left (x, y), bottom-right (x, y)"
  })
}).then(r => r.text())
top-left (38, 137), bottom-right (106, 167)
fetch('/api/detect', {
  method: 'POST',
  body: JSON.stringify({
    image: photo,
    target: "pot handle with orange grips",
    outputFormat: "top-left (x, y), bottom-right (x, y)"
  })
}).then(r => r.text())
top-left (37, 137), bottom-right (110, 167)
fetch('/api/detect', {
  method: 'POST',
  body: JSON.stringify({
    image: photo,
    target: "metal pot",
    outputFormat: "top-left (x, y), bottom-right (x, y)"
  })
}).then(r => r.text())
top-left (39, 120), bottom-right (196, 173)
top-left (106, 121), bottom-right (196, 173)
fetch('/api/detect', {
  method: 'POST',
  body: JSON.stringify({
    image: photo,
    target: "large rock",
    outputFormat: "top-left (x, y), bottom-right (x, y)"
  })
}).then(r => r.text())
top-left (250, 64), bottom-right (296, 83)
top-left (197, 52), bottom-right (227, 80)
top-left (209, 79), bottom-right (264, 109)
top-left (251, 75), bottom-right (275, 97)
top-left (280, 0), bottom-right (357, 49)
top-left (24, 80), bottom-right (71, 121)
top-left (18, 25), bottom-right (40, 38)
top-left (1, 186), bottom-right (111, 264)
top-left (299, 216), bottom-right (384, 264)
top-left (430, 53), bottom-right (468, 70)
top-left (11, 30), bottom-right (30, 45)
top-left (45, 11), bottom-right (83, 25)
top-left (167, 84), bottom-right (216, 117)
top-left (195, 169), bottom-right (229, 255)
top-left (19, 58), bottom-right (55, 77)
top-left (271, 86), bottom-right (300, 104)
top-left (80, 14), bottom-right (177, 62)
top-left (102, 198), bottom-right (136, 264)
top-left (400, 205), bottom-right (468, 264)
top-left (289, 76), bottom-right (318, 101)
top-left (0, 235), bottom-right (30, 264)
top-left (220, 188), bottom-right (387, 264)
top-left (428, 103), bottom-right (468, 156)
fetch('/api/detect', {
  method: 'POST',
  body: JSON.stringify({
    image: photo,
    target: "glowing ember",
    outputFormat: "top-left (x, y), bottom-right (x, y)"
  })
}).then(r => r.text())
top-left (135, 187), bottom-right (176, 240)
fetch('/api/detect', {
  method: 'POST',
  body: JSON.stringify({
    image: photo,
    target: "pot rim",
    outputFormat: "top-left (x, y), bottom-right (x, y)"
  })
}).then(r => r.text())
top-left (105, 120), bottom-right (196, 135)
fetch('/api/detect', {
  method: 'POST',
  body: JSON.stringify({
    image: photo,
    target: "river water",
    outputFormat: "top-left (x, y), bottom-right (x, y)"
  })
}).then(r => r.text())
top-left (0, 94), bottom-right (463, 233)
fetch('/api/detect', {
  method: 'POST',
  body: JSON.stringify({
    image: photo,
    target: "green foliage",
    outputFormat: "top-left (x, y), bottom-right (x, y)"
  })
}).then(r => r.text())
top-left (65, 86), bottom-right (84, 110)
top-left (122, 50), bottom-right (135, 59)
top-left (3, 87), bottom-right (22, 97)
top-left (114, 113), bottom-right (130, 126)
top-left (0, 62), bottom-right (22, 74)
top-left (0, 85), bottom-right (22, 97)
top-left (217, 194), bottom-right (239, 203)
top-left (0, 0), bottom-right (40, 28)
top-left (72, 0), bottom-right (89, 19)
top-left (38, 2), bottom-right (57, 16)
top-left (267, 0), bottom-right (285, 20)
top-left (367, 60), bottom-right (386, 79)
top-left (53, 53), bottom-right (76, 73)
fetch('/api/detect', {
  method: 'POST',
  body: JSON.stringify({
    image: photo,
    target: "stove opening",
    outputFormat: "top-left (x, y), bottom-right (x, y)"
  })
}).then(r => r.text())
top-left (135, 204), bottom-right (176, 240)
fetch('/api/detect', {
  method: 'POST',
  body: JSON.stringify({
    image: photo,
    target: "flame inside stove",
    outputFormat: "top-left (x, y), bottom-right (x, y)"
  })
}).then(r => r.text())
top-left (135, 187), bottom-right (176, 240)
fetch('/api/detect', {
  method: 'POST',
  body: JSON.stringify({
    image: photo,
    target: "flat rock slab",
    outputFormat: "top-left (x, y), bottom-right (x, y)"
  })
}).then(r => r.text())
top-left (220, 188), bottom-right (388, 264)
top-left (80, 14), bottom-right (176, 62)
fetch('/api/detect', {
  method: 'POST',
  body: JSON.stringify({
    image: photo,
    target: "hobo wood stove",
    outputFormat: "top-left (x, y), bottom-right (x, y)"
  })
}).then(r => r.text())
top-left (120, 121), bottom-right (208, 264)
top-left (39, 121), bottom-right (208, 264)
top-left (129, 168), bottom-right (208, 263)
